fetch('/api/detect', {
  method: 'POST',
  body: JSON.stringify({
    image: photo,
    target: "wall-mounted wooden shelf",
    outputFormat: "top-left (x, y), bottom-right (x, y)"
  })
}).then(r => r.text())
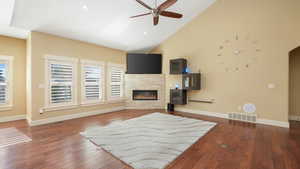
top-left (189, 99), bottom-right (214, 104)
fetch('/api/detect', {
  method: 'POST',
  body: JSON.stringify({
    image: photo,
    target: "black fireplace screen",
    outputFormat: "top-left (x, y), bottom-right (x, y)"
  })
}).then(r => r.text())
top-left (132, 90), bottom-right (158, 100)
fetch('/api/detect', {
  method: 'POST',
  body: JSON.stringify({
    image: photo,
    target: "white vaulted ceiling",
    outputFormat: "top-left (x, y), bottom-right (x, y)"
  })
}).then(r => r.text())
top-left (9, 0), bottom-right (216, 51)
top-left (0, 0), bottom-right (29, 39)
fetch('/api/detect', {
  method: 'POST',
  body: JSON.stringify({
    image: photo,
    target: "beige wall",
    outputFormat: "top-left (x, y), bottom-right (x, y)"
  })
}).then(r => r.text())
top-left (0, 35), bottom-right (26, 118)
top-left (28, 31), bottom-right (126, 121)
top-left (289, 48), bottom-right (300, 117)
top-left (152, 0), bottom-right (300, 122)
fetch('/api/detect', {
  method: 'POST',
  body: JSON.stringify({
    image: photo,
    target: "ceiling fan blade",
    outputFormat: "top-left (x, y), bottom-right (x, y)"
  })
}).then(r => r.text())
top-left (153, 16), bottom-right (159, 26)
top-left (136, 0), bottom-right (152, 10)
top-left (158, 0), bottom-right (177, 12)
top-left (130, 13), bottom-right (152, 18)
top-left (160, 11), bottom-right (183, 18)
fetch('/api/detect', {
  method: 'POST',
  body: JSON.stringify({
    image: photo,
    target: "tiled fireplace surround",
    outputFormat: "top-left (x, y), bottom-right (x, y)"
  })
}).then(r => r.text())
top-left (125, 74), bottom-right (165, 109)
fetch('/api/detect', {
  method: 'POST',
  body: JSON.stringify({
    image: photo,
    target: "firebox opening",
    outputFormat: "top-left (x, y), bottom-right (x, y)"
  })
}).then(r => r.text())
top-left (132, 90), bottom-right (158, 101)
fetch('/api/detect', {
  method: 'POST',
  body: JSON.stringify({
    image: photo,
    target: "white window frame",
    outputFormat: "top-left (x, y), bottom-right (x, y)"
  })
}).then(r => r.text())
top-left (80, 59), bottom-right (105, 106)
top-left (44, 55), bottom-right (78, 111)
top-left (107, 63), bottom-right (125, 102)
top-left (0, 56), bottom-right (13, 111)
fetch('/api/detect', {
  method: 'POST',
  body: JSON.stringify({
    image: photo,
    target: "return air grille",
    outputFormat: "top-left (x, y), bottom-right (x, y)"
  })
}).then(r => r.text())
top-left (228, 112), bottom-right (257, 123)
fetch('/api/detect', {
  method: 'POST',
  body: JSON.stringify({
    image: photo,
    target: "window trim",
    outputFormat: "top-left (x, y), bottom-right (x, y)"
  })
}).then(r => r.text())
top-left (80, 59), bottom-right (105, 105)
top-left (107, 63), bottom-right (125, 102)
top-left (0, 55), bottom-right (14, 111)
top-left (44, 55), bottom-right (78, 111)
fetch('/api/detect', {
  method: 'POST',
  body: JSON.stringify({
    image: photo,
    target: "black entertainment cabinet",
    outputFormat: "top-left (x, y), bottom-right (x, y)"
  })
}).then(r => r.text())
top-left (170, 89), bottom-right (187, 105)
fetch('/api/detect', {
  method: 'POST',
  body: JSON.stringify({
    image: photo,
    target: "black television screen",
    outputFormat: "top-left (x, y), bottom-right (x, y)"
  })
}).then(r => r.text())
top-left (126, 53), bottom-right (162, 74)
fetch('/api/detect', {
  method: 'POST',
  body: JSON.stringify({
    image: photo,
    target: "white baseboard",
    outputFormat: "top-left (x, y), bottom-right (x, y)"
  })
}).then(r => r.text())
top-left (256, 119), bottom-right (290, 128)
top-left (175, 108), bottom-right (228, 119)
top-left (0, 114), bottom-right (26, 123)
top-left (175, 108), bottom-right (290, 128)
top-left (289, 115), bottom-right (300, 121)
top-left (125, 107), bottom-right (165, 110)
top-left (28, 106), bottom-right (126, 126)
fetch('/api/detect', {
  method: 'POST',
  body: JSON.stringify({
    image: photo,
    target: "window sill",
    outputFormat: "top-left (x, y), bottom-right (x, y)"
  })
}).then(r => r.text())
top-left (0, 105), bottom-right (13, 112)
top-left (43, 104), bottom-right (79, 112)
top-left (80, 101), bottom-right (105, 107)
top-left (106, 98), bottom-right (127, 104)
top-left (42, 99), bottom-right (126, 112)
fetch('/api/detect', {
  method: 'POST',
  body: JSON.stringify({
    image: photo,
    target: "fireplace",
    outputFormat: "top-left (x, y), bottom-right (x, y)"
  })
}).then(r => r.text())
top-left (132, 90), bottom-right (158, 101)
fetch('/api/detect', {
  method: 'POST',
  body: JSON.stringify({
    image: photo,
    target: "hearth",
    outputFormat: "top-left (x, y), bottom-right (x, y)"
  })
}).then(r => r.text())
top-left (133, 90), bottom-right (158, 101)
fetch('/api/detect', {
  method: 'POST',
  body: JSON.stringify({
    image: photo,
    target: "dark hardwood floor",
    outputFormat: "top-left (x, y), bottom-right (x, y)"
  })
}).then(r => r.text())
top-left (0, 109), bottom-right (299, 169)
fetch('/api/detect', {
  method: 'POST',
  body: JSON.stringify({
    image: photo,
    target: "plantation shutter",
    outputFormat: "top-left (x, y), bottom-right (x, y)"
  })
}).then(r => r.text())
top-left (0, 64), bottom-right (8, 104)
top-left (83, 65), bottom-right (102, 101)
top-left (50, 63), bottom-right (73, 104)
top-left (110, 66), bottom-right (123, 98)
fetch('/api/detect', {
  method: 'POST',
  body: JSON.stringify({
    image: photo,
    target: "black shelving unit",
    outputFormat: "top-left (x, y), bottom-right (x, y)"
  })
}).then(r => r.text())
top-left (170, 89), bottom-right (187, 105)
top-left (182, 73), bottom-right (201, 90)
top-left (169, 59), bottom-right (201, 106)
top-left (170, 58), bottom-right (187, 74)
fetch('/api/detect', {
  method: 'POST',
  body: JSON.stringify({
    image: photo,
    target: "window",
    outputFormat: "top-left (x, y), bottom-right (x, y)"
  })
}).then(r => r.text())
top-left (45, 55), bottom-right (78, 110)
top-left (0, 64), bottom-right (8, 104)
top-left (81, 60), bottom-right (104, 105)
top-left (107, 63), bottom-right (125, 101)
top-left (0, 56), bottom-right (13, 110)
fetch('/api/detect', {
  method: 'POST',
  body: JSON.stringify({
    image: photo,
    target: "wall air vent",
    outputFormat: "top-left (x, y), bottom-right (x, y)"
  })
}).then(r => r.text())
top-left (228, 112), bottom-right (257, 123)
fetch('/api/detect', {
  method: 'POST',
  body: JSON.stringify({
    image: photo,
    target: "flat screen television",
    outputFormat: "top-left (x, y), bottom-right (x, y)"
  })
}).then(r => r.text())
top-left (126, 53), bottom-right (162, 74)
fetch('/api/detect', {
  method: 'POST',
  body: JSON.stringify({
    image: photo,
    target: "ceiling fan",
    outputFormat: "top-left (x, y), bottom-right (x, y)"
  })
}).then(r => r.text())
top-left (130, 0), bottom-right (183, 26)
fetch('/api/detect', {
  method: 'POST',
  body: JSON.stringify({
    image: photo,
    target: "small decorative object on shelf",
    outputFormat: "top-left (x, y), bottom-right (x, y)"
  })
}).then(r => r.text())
top-left (185, 67), bottom-right (190, 73)
top-left (182, 73), bottom-right (201, 90)
top-left (175, 83), bottom-right (180, 89)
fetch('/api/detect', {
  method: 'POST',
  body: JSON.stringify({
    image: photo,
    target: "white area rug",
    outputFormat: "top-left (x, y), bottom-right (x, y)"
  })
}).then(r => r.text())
top-left (0, 127), bottom-right (32, 148)
top-left (81, 113), bottom-right (216, 169)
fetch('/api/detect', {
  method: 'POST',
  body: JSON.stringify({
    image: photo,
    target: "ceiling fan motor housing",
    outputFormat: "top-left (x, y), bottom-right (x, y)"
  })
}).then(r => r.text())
top-left (152, 9), bottom-right (159, 17)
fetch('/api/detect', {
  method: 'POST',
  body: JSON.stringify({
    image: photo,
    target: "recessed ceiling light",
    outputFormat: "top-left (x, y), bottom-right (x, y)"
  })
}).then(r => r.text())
top-left (82, 5), bottom-right (88, 10)
top-left (143, 32), bottom-right (147, 35)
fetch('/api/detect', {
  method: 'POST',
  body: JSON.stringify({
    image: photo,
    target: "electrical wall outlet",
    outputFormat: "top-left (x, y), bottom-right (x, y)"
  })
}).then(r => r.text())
top-left (238, 106), bottom-right (242, 111)
top-left (268, 83), bottom-right (276, 89)
top-left (38, 84), bottom-right (45, 89)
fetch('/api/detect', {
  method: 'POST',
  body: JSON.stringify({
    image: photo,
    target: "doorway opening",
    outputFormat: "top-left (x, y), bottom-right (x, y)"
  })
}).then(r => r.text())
top-left (289, 46), bottom-right (300, 122)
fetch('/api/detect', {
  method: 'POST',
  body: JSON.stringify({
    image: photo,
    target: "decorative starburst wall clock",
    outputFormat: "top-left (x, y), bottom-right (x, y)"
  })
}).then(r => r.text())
top-left (216, 34), bottom-right (262, 72)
